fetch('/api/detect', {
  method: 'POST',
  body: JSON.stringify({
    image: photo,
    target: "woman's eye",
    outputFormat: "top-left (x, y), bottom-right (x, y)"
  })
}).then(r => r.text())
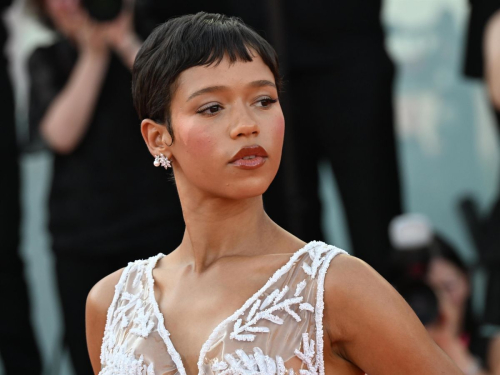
top-left (256, 97), bottom-right (278, 108)
top-left (197, 104), bottom-right (222, 116)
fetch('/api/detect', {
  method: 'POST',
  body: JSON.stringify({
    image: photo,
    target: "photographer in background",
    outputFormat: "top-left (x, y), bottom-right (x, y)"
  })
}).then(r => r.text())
top-left (27, 0), bottom-right (184, 373)
top-left (389, 214), bottom-right (491, 374)
top-left (400, 282), bottom-right (490, 375)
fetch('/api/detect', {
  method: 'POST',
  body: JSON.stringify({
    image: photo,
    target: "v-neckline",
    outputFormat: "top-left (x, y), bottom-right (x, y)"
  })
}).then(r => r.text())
top-left (145, 240), bottom-right (321, 375)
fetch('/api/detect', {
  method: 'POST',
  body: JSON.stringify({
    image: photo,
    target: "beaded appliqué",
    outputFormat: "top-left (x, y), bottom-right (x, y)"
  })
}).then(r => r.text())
top-left (230, 281), bottom-right (315, 342)
top-left (100, 260), bottom-right (158, 375)
top-left (100, 344), bottom-right (155, 375)
top-left (99, 242), bottom-right (347, 375)
top-left (211, 332), bottom-right (319, 375)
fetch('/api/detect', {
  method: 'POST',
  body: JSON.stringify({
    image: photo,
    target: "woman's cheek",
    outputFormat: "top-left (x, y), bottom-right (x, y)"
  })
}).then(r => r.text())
top-left (180, 123), bottom-right (219, 164)
top-left (272, 114), bottom-right (285, 144)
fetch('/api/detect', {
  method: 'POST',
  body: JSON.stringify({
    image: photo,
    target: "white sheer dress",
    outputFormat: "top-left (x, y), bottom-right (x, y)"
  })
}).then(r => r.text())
top-left (99, 241), bottom-right (347, 375)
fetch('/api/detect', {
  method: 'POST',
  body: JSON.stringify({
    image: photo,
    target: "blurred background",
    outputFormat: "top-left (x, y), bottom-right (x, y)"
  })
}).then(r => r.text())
top-left (1, 0), bottom-right (499, 374)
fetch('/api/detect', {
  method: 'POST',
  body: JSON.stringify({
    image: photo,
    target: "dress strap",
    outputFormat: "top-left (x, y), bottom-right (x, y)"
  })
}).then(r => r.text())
top-left (100, 260), bottom-right (135, 365)
top-left (100, 257), bottom-right (154, 366)
top-left (314, 246), bottom-right (348, 375)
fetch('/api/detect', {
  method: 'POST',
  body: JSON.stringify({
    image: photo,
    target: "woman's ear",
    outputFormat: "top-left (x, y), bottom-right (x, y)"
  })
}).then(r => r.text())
top-left (141, 119), bottom-right (174, 158)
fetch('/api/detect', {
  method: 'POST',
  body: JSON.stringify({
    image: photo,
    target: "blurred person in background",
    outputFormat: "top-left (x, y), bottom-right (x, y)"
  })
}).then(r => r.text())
top-left (0, 1), bottom-right (43, 374)
top-left (463, 1), bottom-right (500, 372)
top-left (401, 281), bottom-right (490, 375)
top-left (279, 0), bottom-right (403, 278)
top-left (27, 0), bottom-right (184, 373)
top-left (390, 214), bottom-right (494, 373)
top-left (426, 238), bottom-right (488, 374)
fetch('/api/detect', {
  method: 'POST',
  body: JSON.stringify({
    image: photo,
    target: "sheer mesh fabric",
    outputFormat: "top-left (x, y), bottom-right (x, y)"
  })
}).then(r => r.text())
top-left (99, 241), bottom-right (347, 375)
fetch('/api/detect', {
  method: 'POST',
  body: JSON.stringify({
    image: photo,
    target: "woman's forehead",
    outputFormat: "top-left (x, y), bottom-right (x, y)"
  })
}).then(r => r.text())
top-left (175, 54), bottom-right (275, 96)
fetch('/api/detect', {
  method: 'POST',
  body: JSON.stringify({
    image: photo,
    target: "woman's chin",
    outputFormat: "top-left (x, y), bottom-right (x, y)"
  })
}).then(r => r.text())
top-left (223, 182), bottom-right (271, 200)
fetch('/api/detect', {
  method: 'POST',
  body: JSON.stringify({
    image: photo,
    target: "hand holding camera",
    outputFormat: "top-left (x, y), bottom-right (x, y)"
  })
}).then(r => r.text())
top-left (46, 0), bottom-right (140, 66)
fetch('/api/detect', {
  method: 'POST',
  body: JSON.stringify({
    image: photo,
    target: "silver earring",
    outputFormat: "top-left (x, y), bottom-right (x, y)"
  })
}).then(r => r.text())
top-left (153, 154), bottom-right (172, 170)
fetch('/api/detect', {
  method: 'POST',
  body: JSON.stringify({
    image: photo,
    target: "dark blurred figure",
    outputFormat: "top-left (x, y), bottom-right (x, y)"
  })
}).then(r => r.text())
top-left (278, 0), bottom-right (402, 277)
top-left (463, 1), bottom-right (500, 372)
top-left (426, 237), bottom-right (488, 371)
top-left (0, 1), bottom-right (43, 374)
top-left (400, 281), bottom-right (490, 375)
top-left (389, 214), bottom-right (491, 373)
top-left (27, 0), bottom-right (184, 373)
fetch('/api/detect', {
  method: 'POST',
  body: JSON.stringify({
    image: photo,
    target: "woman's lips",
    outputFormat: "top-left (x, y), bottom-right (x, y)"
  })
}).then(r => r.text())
top-left (231, 156), bottom-right (267, 169)
top-left (229, 145), bottom-right (268, 169)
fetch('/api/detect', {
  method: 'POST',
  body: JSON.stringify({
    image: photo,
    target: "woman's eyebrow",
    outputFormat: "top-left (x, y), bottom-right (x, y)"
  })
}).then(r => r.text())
top-left (248, 80), bottom-right (276, 89)
top-left (186, 80), bottom-right (276, 102)
top-left (187, 85), bottom-right (228, 101)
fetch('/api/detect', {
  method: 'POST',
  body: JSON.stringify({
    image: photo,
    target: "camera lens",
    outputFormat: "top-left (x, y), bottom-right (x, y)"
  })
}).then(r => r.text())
top-left (82, 0), bottom-right (123, 22)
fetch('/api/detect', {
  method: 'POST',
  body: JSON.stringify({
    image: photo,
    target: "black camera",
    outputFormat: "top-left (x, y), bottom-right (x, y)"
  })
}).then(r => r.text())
top-left (82, 0), bottom-right (123, 22)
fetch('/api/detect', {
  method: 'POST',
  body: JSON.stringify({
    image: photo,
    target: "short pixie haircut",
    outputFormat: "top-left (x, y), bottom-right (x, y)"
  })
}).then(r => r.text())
top-left (132, 12), bottom-right (281, 142)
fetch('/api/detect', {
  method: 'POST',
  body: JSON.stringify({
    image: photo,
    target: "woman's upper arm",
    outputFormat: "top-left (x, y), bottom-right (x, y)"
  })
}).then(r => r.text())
top-left (324, 255), bottom-right (462, 375)
top-left (86, 268), bottom-right (124, 375)
top-left (485, 9), bottom-right (500, 109)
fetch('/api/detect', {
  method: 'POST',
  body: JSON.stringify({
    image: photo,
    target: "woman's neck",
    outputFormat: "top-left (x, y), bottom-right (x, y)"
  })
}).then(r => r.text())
top-left (176, 194), bottom-right (281, 272)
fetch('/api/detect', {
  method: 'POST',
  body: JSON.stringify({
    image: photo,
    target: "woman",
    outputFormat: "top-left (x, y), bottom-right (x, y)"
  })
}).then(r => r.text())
top-left (426, 238), bottom-right (493, 374)
top-left (86, 12), bottom-right (463, 375)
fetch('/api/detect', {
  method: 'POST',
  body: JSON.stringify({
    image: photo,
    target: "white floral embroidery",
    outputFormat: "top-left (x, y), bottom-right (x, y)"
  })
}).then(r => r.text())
top-left (212, 348), bottom-right (293, 375)
top-left (130, 305), bottom-right (155, 338)
top-left (294, 333), bottom-right (317, 375)
top-left (302, 245), bottom-right (331, 279)
top-left (100, 242), bottom-right (347, 375)
top-left (230, 284), bottom-right (311, 342)
top-left (198, 241), bottom-right (323, 374)
top-left (100, 344), bottom-right (154, 375)
top-left (294, 280), bottom-right (307, 297)
top-left (100, 259), bottom-right (157, 374)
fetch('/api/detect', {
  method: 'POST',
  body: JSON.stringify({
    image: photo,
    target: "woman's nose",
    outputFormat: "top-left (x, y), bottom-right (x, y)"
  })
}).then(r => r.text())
top-left (229, 107), bottom-right (260, 139)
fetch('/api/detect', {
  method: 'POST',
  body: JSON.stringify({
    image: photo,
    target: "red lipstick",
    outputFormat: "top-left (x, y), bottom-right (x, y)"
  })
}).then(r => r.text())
top-left (229, 145), bottom-right (268, 170)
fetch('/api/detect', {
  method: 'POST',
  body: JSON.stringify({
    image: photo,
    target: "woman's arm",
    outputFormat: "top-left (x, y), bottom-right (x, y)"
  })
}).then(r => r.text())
top-left (489, 335), bottom-right (500, 375)
top-left (324, 255), bottom-right (463, 374)
top-left (39, 25), bottom-right (109, 154)
top-left (104, 7), bottom-right (142, 70)
top-left (86, 268), bottom-right (124, 375)
top-left (485, 9), bottom-right (500, 110)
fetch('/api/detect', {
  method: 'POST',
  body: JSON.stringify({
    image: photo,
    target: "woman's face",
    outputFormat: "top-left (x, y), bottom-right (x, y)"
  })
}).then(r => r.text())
top-left (44, 0), bottom-right (86, 37)
top-left (167, 53), bottom-right (285, 200)
top-left (427, 257), bottom-right (470, 310)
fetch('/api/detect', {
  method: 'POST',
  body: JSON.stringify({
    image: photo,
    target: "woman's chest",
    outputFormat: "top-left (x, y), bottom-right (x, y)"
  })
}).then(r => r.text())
top-left (156, 275), bottom-right (277, 374)
top-left (101, 243), bottom-right (344, 375)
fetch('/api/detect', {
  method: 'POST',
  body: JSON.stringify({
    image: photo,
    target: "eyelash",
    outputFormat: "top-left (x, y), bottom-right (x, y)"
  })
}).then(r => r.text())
top-left (196, 97), bottom-right (278, 116)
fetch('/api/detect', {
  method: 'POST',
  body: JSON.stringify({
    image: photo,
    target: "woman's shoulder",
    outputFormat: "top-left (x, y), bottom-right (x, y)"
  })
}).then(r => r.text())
top-left (86, 254), bottom-right (163, 315)
top-left (323, 253), bottom-right (392, 305)
top-left (86, 267), bottom-right (126, 319)
top-left (321, 252), bottom-right (415, 341)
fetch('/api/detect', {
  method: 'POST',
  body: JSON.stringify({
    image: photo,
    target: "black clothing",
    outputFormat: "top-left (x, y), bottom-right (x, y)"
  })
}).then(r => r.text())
top-left (285, 45), bottom-right (401, 276)
top-left (0, 154), bottom-right (43, 375)
top-left (28, 38), bottom-right (184, 374)
top-left (282, 0), bottom-right (385, 70)
top-left (28, 40), bottom-right (185, 256)
top-left (0, 1), bottom-right (43, 373)
top-left (270, 1), bottom-right (402, 276)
